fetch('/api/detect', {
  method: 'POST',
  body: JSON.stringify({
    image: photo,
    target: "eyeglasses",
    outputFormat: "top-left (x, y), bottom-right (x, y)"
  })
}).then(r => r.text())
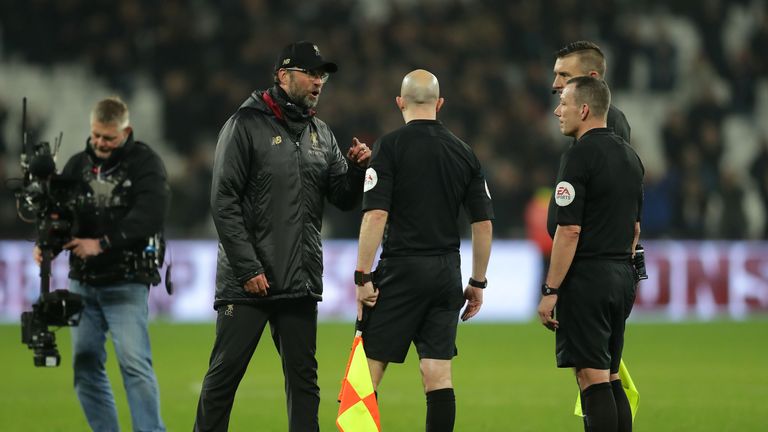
top-left (284, 67), bottom-right (330, 83)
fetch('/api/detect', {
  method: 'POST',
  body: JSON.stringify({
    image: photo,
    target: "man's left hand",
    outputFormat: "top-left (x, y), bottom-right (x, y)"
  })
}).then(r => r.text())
top-left (64, 238), bottom-right (102, 259)
top-left (347, 137), bottom-right (371, 168)
top-left (537, 295), bottom-right (559, 331)
top-left (461, 286), bottom-right (484, 321)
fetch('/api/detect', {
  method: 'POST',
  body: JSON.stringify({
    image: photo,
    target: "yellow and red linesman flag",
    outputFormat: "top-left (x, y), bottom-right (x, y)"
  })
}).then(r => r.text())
top-left (336, 331), bottom-right (381, 432)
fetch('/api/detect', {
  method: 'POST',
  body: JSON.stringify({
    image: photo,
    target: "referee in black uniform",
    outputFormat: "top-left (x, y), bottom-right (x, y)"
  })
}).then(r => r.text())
top-left (552, 41), bottom-right (631, 143)
top-left (538, 76), bottom-right (644, 432)
top-left (354, 69), bottom-right (493, 432)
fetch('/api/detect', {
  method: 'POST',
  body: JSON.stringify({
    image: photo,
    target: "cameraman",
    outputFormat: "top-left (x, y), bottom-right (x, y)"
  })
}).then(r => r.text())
top-left (34, 97), bottom-right (167, 432)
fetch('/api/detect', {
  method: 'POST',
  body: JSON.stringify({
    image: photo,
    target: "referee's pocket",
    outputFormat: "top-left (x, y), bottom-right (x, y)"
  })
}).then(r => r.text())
top-left (625, 283), bottom-right (637, 318)
top-left (372, 268), bottom-right (380, 290)
top-left (450, 277), bottom-right (465, 309)
top-left (624, 265), bottom-right (638, 318)
top-left (372, 263), bottom-right (387, 289)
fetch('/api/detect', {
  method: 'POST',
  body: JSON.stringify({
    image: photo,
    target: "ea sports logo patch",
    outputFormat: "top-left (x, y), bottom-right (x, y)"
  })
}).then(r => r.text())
top-left (364, 168), bottom-right (378, 192)
top-left (554, 181), bottom-right (575, 207)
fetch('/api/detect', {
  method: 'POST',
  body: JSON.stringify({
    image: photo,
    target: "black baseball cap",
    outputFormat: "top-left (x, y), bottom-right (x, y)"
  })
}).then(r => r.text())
top-left (274, 41), bottom-right (338, 73)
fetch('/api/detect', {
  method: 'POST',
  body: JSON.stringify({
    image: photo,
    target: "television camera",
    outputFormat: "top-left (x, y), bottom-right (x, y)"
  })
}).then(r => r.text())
top-left (15, 98), bottom-right (83, 367)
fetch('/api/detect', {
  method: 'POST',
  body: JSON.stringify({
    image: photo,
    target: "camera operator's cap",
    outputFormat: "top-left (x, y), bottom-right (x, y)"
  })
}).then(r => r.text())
top-left (275, 41), bottom-right (338, 73)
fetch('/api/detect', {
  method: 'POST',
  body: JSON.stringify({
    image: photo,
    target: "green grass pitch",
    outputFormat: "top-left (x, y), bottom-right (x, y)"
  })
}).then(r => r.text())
top-left (2, 319), bottom-right (766, 431)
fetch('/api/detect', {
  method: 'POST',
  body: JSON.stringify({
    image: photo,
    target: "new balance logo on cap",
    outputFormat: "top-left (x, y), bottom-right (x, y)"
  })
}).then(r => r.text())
top-left (274, 41), bottom-right (338, 73)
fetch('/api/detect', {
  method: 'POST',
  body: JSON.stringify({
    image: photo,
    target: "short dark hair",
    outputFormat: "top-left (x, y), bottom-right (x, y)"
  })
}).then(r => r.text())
top-left (556, 41), bottom-right (606, 77)
top-left (566, 76), bottom-right (611, 118)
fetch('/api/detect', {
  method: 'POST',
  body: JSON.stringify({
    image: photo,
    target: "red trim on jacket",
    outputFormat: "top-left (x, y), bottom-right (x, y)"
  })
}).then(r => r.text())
top-left (261, 91), bottom-right (284, 121)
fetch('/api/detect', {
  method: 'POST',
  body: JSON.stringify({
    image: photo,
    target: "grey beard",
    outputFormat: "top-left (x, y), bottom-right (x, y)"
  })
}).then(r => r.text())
top-left (286, 82), bottom-right (317, 109)
top-left (298, 93), bottom-right (318, 108)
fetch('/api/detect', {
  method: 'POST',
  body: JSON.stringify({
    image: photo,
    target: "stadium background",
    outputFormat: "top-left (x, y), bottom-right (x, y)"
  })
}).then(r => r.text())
top-left (0, 0), bottom-right (766, 430)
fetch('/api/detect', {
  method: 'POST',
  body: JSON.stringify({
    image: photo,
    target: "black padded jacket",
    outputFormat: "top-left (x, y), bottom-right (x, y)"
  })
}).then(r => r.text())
top-left (210, 89), bottom-right (364, 308)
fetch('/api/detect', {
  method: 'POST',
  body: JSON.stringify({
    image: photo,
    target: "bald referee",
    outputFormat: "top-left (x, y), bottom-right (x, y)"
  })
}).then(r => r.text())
top-left (354, 69), bottom-right (493, 432)
top-left (538, 76), bottom-right (643, 432)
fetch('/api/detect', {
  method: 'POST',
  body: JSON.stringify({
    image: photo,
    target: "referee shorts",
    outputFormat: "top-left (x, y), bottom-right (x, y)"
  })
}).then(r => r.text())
top-left (363, 253), bottom-right (465, 364)
top-left (555, 259), bottom-right (636, 373)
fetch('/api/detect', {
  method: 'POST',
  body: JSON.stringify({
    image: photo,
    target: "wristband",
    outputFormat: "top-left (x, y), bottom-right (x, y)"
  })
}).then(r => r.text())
top-left (354, 270), bottom-right (372, 286)
top-left (468, 277), bottom-right (487, 289)
top-left (541, 283), bottom-right (559, 296)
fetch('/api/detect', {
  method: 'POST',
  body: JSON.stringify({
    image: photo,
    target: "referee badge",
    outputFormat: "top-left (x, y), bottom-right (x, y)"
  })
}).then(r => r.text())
top-left (554, 181), bottom-right (575, 206)
top-left (364, 167), bottom-right (378, 192)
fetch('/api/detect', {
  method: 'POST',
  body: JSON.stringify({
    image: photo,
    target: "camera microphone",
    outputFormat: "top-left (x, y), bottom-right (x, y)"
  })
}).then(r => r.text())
top-left (28, 154), bottom-right (56, 178)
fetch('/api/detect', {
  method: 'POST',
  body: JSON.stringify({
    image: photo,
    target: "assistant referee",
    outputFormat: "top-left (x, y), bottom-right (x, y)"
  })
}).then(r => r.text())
top-left (551, 40), bottom-right (631, 143)
top-left (538, 76), bottom-right (644, 432)
top-left (354, 69), bottom-right (493, 432)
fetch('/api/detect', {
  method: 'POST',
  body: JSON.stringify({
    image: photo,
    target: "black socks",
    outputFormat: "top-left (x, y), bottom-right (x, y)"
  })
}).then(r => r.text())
top-left (611, 380), bottom-right (632, 432)
top-left (426, 388), bottom-right (455, 432)
top-left (581, 382), bottom-right (617, 432)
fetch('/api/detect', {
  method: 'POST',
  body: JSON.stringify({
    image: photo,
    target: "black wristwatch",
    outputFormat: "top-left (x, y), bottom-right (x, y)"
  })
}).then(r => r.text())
top-left (98, 236), bottom-right (111, 252)
top-left (354, 270), bottom-right (372, 286)
top-left (541, 283), bottom-right (559, 296)
top-left (468, 277), bottom-right (487, 289)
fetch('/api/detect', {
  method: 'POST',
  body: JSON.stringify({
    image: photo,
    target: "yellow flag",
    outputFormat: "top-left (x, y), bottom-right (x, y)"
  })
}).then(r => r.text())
top-left (337, 334), bottom-right (381, 432)
top-left (574, 359), bottom-right (639, 420)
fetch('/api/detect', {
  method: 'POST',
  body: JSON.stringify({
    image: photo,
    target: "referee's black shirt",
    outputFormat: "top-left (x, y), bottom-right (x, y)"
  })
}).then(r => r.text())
top-left (362, 119), bottom-right (494, 258)
top-left (546, 128), bottom-right (644, 260)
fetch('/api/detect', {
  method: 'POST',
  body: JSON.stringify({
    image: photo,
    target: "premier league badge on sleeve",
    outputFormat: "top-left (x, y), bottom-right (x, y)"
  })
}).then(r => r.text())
top-left (364, 168), bottom-right (378, 192)
top-left (554, 181), bottom-right (575, 206)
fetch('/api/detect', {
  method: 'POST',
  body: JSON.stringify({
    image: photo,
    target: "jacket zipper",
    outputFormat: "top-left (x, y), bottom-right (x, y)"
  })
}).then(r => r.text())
top-left (294, 136), bottom-right (307, 291)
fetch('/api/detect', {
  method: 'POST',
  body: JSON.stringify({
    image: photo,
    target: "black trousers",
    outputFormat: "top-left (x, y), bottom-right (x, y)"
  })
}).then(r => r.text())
top-left (194, 298), bottom-right (320, 432)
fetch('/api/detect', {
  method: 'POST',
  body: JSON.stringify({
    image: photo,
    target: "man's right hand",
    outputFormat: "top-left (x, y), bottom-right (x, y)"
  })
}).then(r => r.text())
top-left (33, 246), bottom-right (43, 265)
top-left (356, 281), bottom-right (379, 307)
top-left (244, 273), bottom-right (270, 296)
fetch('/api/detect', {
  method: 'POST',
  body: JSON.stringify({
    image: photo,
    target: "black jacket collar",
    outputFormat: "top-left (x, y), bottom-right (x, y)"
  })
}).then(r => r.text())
top-left (241, 87), bottom-right (315, 140)
top-left (577, 127), bottom-right (611, 143)
top-left (86, 131), bottom-right (135, 170)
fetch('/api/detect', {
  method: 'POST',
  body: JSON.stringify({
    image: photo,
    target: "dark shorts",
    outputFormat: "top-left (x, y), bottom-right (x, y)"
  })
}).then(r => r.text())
top-left (555, 259), bottom-right (636, 373)
top-left (363, 253), bottom-right (465, 364)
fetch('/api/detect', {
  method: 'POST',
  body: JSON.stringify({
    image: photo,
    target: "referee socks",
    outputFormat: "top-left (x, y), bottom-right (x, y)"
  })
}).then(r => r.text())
top-left (581, 382), bottom-right (617, 432)
top-left (611, 379), bottom-right (632, 432)
top-left (426, 388), bottom-right (455, 432)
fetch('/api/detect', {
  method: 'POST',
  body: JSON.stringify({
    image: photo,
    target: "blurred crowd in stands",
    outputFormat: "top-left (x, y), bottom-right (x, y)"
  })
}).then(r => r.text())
top-left (1, 0), bottom-right (767, 240)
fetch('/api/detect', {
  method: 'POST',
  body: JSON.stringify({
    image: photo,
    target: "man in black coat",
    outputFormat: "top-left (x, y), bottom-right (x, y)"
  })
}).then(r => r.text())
top-left (36, 96), bottom-right (167, 432)
top-left (194, 41), bottom-right (371, 432)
